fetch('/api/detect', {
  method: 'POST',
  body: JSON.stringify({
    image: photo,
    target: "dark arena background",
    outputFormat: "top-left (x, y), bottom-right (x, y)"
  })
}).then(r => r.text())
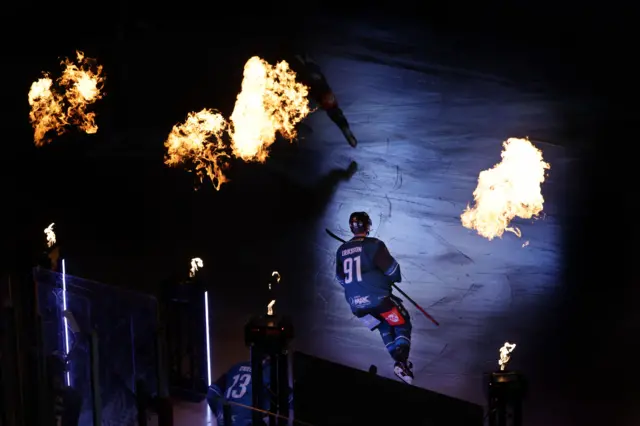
top-left (2, 2), bottom-right (638, 426)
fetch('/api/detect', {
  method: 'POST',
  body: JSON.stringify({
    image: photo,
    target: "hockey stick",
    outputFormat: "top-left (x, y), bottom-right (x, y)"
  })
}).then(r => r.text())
top-left (325, 228), bottom-right (440, 326)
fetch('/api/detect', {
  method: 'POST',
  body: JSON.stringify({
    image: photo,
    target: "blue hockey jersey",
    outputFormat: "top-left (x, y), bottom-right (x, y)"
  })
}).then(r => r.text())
top-left (207, 360), bottom-right (293, 426)
top-left (335, 237), bottom-right (401, 312)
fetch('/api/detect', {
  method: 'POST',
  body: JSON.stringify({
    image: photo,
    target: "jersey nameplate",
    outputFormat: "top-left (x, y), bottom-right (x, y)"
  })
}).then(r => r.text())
top-left (341, 246), bottom-right (362, 257)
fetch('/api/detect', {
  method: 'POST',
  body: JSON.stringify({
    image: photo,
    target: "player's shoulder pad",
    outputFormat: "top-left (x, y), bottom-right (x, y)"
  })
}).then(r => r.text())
top-left (337, 239), bottom-right (353, 249)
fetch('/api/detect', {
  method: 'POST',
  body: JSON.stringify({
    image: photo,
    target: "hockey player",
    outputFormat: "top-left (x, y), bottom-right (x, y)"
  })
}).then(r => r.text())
top-left (206, 358), bottom-right (292, 425)
top-left (335, 212), bottom-right (414, 384)
top-left (291, 53), bottom-right (358, 148)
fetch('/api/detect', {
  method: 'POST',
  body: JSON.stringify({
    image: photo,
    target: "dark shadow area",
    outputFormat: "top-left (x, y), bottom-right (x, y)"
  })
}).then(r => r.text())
top-left (205, 153), bottom-right (358, 320)
top-left (294, 351), bottom-right (484, 425)
top-left (474, 5), bottom-right (639, 426)
top-left (551, 111), bottom-right (638, 425)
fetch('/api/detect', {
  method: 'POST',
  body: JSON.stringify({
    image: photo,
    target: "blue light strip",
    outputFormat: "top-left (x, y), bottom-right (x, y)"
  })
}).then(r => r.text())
top-left (62, 259), bottom-right (71, 386)
top-left (204, 291), bottom-right (212, 386)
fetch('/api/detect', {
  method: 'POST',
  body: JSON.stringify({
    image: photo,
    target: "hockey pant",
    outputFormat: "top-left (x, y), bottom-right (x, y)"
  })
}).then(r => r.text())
top-left (307, 74), bottom-right (350, 131)
top-left (318, 91), bottom-right (350, 130)
top-left (355, 296), bottom-right (412, 363)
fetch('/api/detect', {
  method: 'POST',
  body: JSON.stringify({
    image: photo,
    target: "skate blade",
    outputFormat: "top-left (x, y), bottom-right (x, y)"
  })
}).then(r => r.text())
top-left (394, 366), bottom-right (413, 385)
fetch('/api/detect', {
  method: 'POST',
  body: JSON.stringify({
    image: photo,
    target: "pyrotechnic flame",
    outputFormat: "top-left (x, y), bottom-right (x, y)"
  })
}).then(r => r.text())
top-left (190, 257), bottom-right (204, 278)
top-left (267, 299), bottom-right (276, 316)
top-left (28, 51), bottom-right (105, 146)
top-left (461, 138), bottom-right (550, 240)
top-left (58, 51), bottom-right (105, 135)
top-left (165, 110), bottom-right (230, 190)
top-left (164, 56), bottom-right (311, 190)
top-left (28, 77), bottom-right (66, 146)
top-left (229, 57), bottom-right (311, 162)
top-left (44, 223), bottom-right (56, 247)
top-left (498, 342), bottom-right (516, 371)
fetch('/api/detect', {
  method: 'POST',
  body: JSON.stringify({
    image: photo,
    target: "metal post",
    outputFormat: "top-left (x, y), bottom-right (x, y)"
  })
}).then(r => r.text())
top-left (130, 315), bottom-right (136, 391)
top-left (187, 300), bottom-right (195, 388)
top-left (1, 306), bottom-right (19, 426)
top-left (136, 379), bottom-right (149, 426)
top-left (89, 329), bottom-right (102, 426)
top-left (155, 326), bottom-right (169, 398)
top-left (250, 346), bottom-right (264, 426)
top-left (222, 401), bottom-right (232, 426)
top-left (34, 312), bottom-right (50, 426)
top-left (277, 352), bottom-right (289, 426)
top-left (245, 315), bottom-right (294, 426)
top-left (13, 272), bottom-right (28, 426)
top-left (487, 371), bottom-right (525, 426)
top-left (155, 300), bottom-right (173, 426)
top-left (513, 397), bottom-right (523, 426)
top-left (269, 354), bottom-right (278, 426)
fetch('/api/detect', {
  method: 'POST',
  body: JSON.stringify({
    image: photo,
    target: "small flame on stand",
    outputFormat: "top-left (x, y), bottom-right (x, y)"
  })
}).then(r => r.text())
top-left (190, 257), bottom-right (203, 278)
top-left (268, 271), bottom-right (281, 315)
top-left (498, 342), bottom-right (517, 371)
top-left (45, 223), bottom-right (56, 247)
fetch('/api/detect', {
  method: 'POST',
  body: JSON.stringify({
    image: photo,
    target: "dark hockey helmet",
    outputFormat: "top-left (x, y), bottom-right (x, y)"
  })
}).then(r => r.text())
top-left (349, 212), bottom-right (372, 235)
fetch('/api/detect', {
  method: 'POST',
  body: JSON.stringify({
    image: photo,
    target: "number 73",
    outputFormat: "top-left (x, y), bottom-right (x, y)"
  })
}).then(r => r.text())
top-left (343, 256), bottom-right (362, 283)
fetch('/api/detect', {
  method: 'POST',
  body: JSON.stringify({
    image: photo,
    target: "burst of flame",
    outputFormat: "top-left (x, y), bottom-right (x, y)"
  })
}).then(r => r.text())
top-left (461, 137), bottom-right (550, 240)
top-left (165, 109), bottom-right (230, 190)
top-left (190, 257), bottom-right (204, 278)
top-left (498, 342), bottom-right (516, 371)
top-left (164, 56), bottom-right (311, 190)
top-left (28, 51), bottom-right (105, 146)
top-left (28, 77), bottom-right (66, 146)
top-left (44, 223), bottom-right (56, 247)
top-left (58, 51), bottom-right (105, 135)
top-left (229, 57), bottom-right (311, 162)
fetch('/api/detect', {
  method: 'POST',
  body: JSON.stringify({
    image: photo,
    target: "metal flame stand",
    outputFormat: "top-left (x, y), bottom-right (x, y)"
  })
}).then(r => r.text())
top-left (163, 276), bottom-right (208, 399)
top-left (487, 370), bottom-right (526, 426)
top-left (244, 314), bottom-right (293, 426)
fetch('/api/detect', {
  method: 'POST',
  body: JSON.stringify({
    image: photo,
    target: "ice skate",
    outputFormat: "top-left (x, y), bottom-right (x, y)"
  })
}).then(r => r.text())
top-left (341, 126), bottom-right (358, 148)
top-left (346, 161), bottom-right (358, 177)
top-left (394, 361), bottom-right (414, 385)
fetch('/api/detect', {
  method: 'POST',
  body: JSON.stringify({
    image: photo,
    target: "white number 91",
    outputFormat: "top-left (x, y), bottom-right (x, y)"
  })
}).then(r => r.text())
top-left (343, 256), bottom-right (362, 284)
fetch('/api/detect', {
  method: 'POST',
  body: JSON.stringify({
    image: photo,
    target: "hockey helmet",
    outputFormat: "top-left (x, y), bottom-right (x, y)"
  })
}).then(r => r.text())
top-left (349, 212), bottom-right (372, 235)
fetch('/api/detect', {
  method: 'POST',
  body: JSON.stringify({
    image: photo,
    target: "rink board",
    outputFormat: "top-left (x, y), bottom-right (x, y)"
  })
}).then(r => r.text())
top-left (293, 351), bottom-right (484, 426)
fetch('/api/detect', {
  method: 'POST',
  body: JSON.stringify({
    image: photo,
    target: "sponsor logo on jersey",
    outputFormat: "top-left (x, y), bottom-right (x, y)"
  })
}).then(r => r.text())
top-left (350, 295), bottom-right (370, 307)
